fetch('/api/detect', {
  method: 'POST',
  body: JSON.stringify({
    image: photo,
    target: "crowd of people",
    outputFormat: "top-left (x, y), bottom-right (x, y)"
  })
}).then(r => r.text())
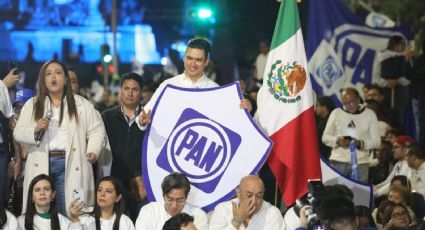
top-left (0, 35), bottom-right (424, 230)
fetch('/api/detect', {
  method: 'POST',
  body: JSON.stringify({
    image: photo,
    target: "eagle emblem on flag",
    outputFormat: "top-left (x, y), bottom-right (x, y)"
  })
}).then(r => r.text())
top-left (267, 60), bottom-right (306, 103)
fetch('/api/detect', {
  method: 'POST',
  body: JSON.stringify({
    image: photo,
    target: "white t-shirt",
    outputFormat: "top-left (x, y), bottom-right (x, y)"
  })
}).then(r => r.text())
top-left (79, 213), bottom-right (135, 230)
top-left (18, 213), bottom-right (82, 229)
top-left (1, 210), bottom-right (19, 230)
top-left (135, 202), bottom-right (208, 230)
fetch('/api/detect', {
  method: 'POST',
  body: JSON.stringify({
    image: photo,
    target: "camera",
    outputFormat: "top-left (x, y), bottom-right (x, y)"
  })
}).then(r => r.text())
top-left (294, 180), bottom-right (324, 230)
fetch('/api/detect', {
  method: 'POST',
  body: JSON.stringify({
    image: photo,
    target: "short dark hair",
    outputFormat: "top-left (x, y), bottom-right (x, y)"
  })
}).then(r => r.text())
top-left (317, 195), bottom-right (356, 226)
top-left (187, 36), bottom-right (211, 59)
top-left (161, 172), bottom-right (191, 197)
top-left (407, 143), bottom-right (425, 160)
top-left (120, 72), bottom-right (143, 89)
top-left (387, 35), bottom-right (405, 50)
top-left (162, 213), bottom-right (194, 230)
top-left (317, 96), bottom-right (335, 113)
top-left (368, 84), bottom-right (384, 95)
top-left (67, 65), bottom-right (76, 73)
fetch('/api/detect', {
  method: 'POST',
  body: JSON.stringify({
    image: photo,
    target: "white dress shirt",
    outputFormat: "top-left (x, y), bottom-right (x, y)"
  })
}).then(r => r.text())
top-left (409, 162), bottom-right (425, 197)
top-left (136, 72), bottom-right (218, 130)
top-left (209, 198), bottom-right (285, 230)
top-left (374, 160), bottom-right (410, 197)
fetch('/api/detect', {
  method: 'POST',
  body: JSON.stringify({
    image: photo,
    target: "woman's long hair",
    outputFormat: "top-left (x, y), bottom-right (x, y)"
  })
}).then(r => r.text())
top-left (24, 174), bottom-right (60, 230)
top-left (0, 200), bottom-right (7, 229)
top-left (33, 60), bottom-right (78, 125)
top-left (92, 176), bottom-right (125, 230)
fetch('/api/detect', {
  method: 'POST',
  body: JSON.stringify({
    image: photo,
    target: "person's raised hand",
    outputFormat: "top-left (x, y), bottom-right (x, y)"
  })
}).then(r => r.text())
top-left (240, 99), bottom-right (252, 113)
top-left (86, 152), bottom-right (97, 164)
top-left (69, 200), bottom-right (84, 223)
top-left (3, 68), bottom-right (20, 88)
top-left (139, 107), bottom-right (151, 126)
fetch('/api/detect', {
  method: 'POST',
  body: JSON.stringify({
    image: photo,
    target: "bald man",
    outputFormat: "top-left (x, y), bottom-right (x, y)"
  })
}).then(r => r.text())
top-left (209, 175), bottom-right (284, 230)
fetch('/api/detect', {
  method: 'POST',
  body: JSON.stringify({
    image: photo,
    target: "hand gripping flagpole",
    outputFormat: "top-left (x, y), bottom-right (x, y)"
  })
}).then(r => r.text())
top-left (350, 140), bottom-right (360, 181)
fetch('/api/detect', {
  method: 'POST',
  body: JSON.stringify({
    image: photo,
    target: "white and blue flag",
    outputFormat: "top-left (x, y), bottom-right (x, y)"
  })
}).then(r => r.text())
top-left (306, 0), bottom-right (411, 102)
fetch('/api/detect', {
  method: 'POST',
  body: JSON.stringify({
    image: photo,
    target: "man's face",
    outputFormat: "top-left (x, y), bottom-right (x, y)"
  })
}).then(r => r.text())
top-left (341, 91), bottom-right (359, 113)
top-left (164, 188), bottom-right (187, 217)
top-left (120, 79), bottom-right (142, 108)
top-left (406, 153), bottom-right (416, 169)
top-left (236, 178), bottom-right (265, 217)
top-left (366, 89), bottom-right (384, 102)
top-left (183, 48), bottom-right (209, 79)
top-left (393, 144), bottom-right (406, 160)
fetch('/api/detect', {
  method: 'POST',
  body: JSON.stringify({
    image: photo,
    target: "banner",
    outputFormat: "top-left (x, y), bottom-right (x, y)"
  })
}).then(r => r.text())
top-left (306, 0), bottom-right (410, 102)
top-left (321, 158), bottom-right (373, 208)
top-left (142, 83), bottom-right (272, 211)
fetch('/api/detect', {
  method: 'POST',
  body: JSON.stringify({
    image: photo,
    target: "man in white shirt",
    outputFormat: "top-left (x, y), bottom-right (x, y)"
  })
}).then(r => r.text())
top-left (209, 175), bottom-right (284, 230)
top-left (135, 172), bottom-right (208, 230)
top-left (322, 88), bottom-right (381, 182)
top-left (374, 135), bottom-right (414, 197)
top-left (406, 144), bottom-right (425, 197)
top-left (137, 37), bottom-right (251, 129)
top-left (254, 41), bottom-right (269, 82)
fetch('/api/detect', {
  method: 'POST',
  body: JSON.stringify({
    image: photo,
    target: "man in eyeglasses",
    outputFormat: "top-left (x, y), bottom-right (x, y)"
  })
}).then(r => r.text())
top-left (322, 88), bottom-right (381, 182)
top-left (374, 135), bottom-right (414, 197)
top-left (135, 172), bottom-right (207, 230)
top-left (406, 144), bottom-right (425, 197)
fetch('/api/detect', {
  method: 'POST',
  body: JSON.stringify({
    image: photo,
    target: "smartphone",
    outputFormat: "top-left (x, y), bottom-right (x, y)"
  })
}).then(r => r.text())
top-left (72, 187), bottom-right (85, 204)
top-left (8, 61), bottom-right (19, 75)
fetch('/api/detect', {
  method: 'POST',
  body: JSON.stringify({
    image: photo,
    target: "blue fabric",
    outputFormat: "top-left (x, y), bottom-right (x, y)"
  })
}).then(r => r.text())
top-left (349, 141), bottom-right (359, 181)
top-left (49, 156), bottom-right (66, 215)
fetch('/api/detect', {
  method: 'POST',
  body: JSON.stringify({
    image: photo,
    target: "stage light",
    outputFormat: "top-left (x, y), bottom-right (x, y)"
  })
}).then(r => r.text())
top-left (198, 8), bottom-right (212, 19)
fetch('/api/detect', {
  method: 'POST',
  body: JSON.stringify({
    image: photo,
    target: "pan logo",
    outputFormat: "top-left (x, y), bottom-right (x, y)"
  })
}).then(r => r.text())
top-left (157, 108), bottom-right (241, 193)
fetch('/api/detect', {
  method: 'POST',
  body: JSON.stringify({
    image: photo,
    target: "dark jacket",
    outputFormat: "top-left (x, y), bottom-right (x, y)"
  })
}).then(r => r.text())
top-left (101, 105), bottom-right (144, 185)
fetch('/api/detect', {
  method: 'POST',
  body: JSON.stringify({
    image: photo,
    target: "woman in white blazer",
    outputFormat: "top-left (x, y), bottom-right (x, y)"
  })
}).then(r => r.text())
top-left (18, 174), bottom-right (83, 230)
top-left (14, 60), bottom-right (106, 216)
top-left (78, 176), bottom-right (134, 230)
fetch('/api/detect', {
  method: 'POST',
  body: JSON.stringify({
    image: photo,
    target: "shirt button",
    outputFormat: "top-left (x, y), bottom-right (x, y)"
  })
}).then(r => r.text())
top-left (72, 148), bottom-right (76, 152)
top-left (35, 163), bottom-right (38, 167)
top-left (76, 167), bottom-right (79, 171)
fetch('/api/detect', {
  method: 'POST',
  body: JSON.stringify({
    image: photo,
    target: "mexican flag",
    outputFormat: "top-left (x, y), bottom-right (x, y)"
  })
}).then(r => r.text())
top-left (255, 0), bottom-right (321, 205)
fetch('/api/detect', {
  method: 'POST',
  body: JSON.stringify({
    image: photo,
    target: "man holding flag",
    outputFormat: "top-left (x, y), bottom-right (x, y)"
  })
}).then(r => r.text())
top-left (255, 0), bottom-right (321, 206)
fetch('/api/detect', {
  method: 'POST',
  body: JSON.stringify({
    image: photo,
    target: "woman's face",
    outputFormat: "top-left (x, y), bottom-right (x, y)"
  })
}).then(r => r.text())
top-left (97, 181), bottom-right (121, 210)
top-left (45, 63), bottom-right (67, 96)
top-left (388, 191), bottom-right (406, 204)
top-left (32, 179), bottom-right (55, 210)
top-left (391, 206), bottom-right (410, 228)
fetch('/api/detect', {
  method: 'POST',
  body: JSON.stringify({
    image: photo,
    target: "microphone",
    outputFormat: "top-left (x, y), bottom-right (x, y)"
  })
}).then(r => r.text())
top-left (36, 110), bottom-right (53, 147)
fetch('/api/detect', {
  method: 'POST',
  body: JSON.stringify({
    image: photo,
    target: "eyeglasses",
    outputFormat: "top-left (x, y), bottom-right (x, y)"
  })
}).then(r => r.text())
top-left (164, 195), bottom-right (186, 205)
top-left (392, 211), bottom-right (408, 218)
